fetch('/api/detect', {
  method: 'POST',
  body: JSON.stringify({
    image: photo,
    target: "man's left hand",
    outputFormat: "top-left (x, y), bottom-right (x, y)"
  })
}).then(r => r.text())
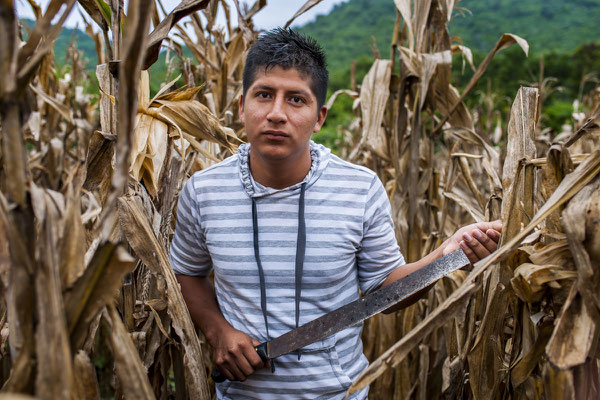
top-left (441, 220), bottom-right (502, 264)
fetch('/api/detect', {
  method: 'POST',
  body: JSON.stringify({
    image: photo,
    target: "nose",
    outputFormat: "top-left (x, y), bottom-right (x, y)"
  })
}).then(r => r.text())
top-left (266, 95), bottom-right (287, 124)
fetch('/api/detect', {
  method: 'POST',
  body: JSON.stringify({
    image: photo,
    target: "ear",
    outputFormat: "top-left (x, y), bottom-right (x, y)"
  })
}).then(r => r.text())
top-left (312, 106), bottom-right (328, 133)
top-left (239, 94), bottom-right (245, 124)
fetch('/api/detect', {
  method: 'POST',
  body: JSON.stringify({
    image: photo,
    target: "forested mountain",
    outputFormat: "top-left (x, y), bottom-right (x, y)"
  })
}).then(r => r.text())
top-left (299, 0), bottom-right (600, 72)
top-left (450, 0), bottom-right (600, 53)
top-left (22, 0), bottom-right (600, 77)
top-left (21, 18), bottom-right (97, 66)
top-left (24, 0), bottom-right (600, 74)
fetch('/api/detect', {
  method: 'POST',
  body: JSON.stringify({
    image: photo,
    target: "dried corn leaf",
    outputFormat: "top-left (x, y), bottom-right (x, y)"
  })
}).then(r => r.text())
top-left (231, 0), bottom-right (254, 43)
top-left (562, 176), bottom-right (600, 317)
top-left (105, 305), bottom-right (156, 400)
top-left (394, 0), bottom-right (414, 50)
top-left (544, 177), bottom-right (600, 370)
top-left (443, 191), bottom-right (485, 223)
top-left (457, 156), bottom-right (486, 210)
top-left (144, 0), bottom-right (210, 69)
top-left (325, 89), bottom-right (359, 110)
top-left (434, 82), bottom-right (474, 131)
top-left (27, 184), bottom-right (75, 400)
top-left (467, 283), bottom-right (508, 400)
top-left (511, 263), bottom-right (576, 303)
top-left (564, 112), bottom-right (600, 148)
top-left (542, 145), bottom-right (574, 233)
top-left (452, 44), bottom-right (475, 71)
top-left (223, 32), bottom-right (247, 79)
top-left (29, 84), bottom-right (74, 125)
top-left (542, 362), bottom-right (575, 400)
top-left (73, 350), bottom-right (100, 400)
top-left (546, 286), bottom-right (595, 370)
top-left (421, 51), bottom-right (452, 110)
top-left (0, 194), bottom-right (35, 393)
top-left (524, 240), bottom-right (572, 266)
top-left (510, 319), bottom-right (553, 388)
top-left (60, 182), bottom-right (87, 288)
top-left (413, 0), bottom-right (432, 53)
top-left (151, 91), bottom-right (240, 151)
top-left (64, 243), bottom-right (136, 349)
top-left (495, 150), bottom-right (600, 262)
top-left (77, 0), bottom-right (109, 31)
top-left (140, 118), bottom-right (169, 197)
top-left (118, 195), bottom-right (210, 399)
top-left (585, 187), bottom-right (600, 266)
top-left (501, 87), bottom-right (539, 243)
top-left (131, 113), bottom-right (154, 180)
top-left (360, 60), bottom-right (392, 160)
top-left (433, 33), bottom-right (529, 134)
top-left (284, 0), bottom-right (325, 29)
top-left (446, 127), bottom-right (500, 173)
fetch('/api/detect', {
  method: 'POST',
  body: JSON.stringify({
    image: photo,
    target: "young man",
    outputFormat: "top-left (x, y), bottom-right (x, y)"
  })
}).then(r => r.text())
top-left (170, 29), bottom-right (501, 399)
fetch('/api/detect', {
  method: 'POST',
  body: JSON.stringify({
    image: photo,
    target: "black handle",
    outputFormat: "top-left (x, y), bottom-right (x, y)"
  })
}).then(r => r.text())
top-left (210, 343), bottom-right (269, 383)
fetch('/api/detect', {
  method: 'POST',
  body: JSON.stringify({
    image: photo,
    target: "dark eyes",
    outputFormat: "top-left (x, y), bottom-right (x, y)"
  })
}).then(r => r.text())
top-left (254, 92), bottom-right (306, 104)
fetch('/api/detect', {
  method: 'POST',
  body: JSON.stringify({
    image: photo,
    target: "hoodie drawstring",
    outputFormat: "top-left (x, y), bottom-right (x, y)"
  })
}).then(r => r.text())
top-left (251, 182), bottom-right (307, 366)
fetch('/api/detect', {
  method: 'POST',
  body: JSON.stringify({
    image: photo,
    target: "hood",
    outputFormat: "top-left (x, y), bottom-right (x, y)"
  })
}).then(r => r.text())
top-left (238, 140), bottom-right (331, 198)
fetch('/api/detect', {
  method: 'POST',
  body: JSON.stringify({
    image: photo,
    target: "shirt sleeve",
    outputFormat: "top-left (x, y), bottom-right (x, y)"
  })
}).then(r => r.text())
top-left (356, 175), bottom-right (405, 294)
top-left (169, 175), bottom-right (213, 276)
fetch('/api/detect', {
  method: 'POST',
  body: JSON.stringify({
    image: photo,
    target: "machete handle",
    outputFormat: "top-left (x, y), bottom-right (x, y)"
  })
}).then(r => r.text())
top-left (210, 342), bottom-right (269, 383)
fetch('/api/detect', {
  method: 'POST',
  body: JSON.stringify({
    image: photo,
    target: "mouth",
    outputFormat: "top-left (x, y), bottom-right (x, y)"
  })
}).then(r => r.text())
top-left (262, 130), bottom-right (288, 140)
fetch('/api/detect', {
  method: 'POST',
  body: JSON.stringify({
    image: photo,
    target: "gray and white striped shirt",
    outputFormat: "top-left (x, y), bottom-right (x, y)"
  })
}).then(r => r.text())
top-left (170, 141), bottom-right (405, 399)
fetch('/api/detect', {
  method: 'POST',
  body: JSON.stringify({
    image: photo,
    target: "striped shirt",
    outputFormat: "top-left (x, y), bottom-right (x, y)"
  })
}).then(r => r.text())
top-left (170, 141), bottom-right (405, 399)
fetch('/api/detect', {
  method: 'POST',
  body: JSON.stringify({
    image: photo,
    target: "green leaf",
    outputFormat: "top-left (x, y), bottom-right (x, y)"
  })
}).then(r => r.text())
top-left (94, 0), bottom-right (112, 25)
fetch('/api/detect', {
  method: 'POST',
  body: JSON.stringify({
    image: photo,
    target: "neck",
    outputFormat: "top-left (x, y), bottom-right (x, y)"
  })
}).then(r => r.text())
top-left (249, 146), bottom-right (312, 189)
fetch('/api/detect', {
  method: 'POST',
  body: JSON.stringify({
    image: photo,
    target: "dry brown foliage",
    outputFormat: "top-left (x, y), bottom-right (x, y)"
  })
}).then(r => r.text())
top-left (0, 0), bottom-right (598, 399)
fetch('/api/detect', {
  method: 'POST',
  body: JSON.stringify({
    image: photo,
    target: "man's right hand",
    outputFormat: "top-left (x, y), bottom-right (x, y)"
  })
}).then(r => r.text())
top-left (212, 326), bottom-right (267, 381)
top-left (175, 274), bottom-right (268, 382)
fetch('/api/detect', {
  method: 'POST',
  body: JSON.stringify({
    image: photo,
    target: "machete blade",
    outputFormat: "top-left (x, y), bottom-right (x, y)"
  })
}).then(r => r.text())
top-left (265, 248), bottom-right (469, 358)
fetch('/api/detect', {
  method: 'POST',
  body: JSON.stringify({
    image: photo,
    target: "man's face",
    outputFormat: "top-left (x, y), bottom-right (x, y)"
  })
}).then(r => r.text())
top-left (239, 66), bottom-right (327, 165)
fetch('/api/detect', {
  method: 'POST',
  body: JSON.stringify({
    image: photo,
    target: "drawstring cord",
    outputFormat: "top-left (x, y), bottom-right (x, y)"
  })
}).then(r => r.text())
top-left (251, 182), bottom-right (307, 367)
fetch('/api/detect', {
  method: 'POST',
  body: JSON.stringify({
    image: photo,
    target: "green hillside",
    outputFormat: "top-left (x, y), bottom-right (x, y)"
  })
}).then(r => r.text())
top-left (298, 0), bottom-right (397, 72)
top-left (299, 0), bottom-right (600, 71)
top-left (451, 0), bottom-right (600, 53)
top-left (21, 18), bottom-right (97, 66)
top-left (22, 0), bottom-right (600, 82)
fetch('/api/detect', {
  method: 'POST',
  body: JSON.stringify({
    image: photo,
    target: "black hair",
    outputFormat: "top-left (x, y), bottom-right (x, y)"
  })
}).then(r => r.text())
top-left (242, 28), bottom-right (329, 109)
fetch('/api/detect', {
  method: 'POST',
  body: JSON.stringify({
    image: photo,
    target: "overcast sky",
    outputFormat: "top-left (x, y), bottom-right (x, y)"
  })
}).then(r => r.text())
top-left (15, 0), bottom-right (348, 31)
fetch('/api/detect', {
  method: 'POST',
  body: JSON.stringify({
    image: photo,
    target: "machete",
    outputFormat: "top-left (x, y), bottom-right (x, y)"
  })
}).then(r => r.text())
top-left (212, 248), bottom-right (470, 382)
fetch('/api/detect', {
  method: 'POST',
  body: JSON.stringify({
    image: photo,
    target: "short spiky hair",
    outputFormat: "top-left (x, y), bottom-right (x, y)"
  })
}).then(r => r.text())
top-left (242, 28), bottom-right (329, 109)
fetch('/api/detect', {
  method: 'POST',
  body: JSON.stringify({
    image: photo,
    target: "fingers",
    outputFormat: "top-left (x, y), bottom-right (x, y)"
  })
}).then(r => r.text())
top-left (490, 219), bottom-right (502, 232)
top-left (216, 346), bottom-right (258, 381)
top-left (486, 228), bottom-right (501, 243)
top-left (460, 229), bottom-right (497, 264)
top-left (473, 220), bottom-right (502, 235)
top-left (214, 333), bottom-right (266, 381)
top-left (472, 229), bottom-right (497, 253)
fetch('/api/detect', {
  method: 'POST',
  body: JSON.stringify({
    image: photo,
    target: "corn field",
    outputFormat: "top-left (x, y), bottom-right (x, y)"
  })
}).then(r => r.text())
top-left (0, 0), bottom-right (599, 399)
